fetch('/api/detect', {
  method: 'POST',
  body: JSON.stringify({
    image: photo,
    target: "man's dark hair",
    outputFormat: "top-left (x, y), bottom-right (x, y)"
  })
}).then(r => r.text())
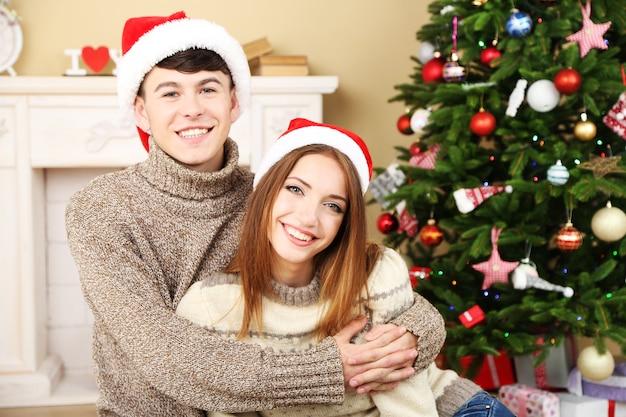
top-left (138, 49), bottom-right (233, 97)
top-left (158, 49), bottom-right (232, 77)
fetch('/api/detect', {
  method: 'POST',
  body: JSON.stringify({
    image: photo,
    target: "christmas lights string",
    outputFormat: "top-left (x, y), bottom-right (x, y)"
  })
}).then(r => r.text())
top-left (456, 134), bottom-right (623, 180)
top-left (568, 290), bottom-right (614, 325)
top-left (400, 138), bottom-right (626, 196)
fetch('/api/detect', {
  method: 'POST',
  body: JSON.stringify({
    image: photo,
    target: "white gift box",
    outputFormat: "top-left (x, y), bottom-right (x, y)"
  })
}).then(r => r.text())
top-left (559, 392), bottom-right (626, 417)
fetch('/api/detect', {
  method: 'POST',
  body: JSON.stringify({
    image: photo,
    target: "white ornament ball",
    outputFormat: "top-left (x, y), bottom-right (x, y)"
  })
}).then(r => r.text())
top-left (527, 79), bottom-right (561, 112)
top-left (418, 42), bottom-right (435, 64)
top-left (591, 204), bottom-right (626, 242)
top-left (410, 108), bottom-right (432, 136)
top-left (547, 160), bottom-right (569, 185)
top-left (577, 346), bottom-right (615, 381)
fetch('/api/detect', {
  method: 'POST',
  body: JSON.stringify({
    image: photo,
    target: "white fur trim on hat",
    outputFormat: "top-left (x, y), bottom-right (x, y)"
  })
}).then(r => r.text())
top-left (116, 17), bottom-right (250, 119)
top-left (253, 123), bottom-right (371, 194)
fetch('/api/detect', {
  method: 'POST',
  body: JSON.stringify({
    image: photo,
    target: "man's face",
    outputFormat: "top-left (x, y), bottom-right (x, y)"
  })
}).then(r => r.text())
top-left (134, 67), bottom-right (240, 172)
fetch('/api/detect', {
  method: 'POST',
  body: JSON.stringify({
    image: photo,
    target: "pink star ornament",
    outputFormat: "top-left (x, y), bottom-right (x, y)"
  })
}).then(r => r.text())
top-left (472, 226), bottom-right (520, 290)
top-left (566, 1), bottom-right (611, 58)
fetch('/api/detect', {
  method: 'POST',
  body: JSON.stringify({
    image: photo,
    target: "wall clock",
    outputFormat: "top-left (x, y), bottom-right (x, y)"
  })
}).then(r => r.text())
top-left (0, 3), bottom-right (22, 76)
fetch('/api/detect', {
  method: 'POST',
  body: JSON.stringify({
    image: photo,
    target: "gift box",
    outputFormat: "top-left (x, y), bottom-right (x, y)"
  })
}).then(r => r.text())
top-left (458, 305), bottom-right (485, 328)
top-left (499, 384), bottom-right (560, 417)
top-left (459, 350), bottom-right (515, 390)
top-left (514, 336), bottom-right (577, 389)
top-left (559, 392), bottom-right (626, 417)
top-left (569, 363), bottom-right (626, 402)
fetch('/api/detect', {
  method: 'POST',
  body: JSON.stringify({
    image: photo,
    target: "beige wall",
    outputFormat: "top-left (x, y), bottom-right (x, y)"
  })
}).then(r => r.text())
top-left (8, 0), bottom-right (429, 242)
top-left (11, 1), bottom-right (624, 363)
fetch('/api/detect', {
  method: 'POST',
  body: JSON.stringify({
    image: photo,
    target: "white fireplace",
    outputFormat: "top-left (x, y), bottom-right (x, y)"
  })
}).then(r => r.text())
top-left (0, 75), bottom-right (337, 406)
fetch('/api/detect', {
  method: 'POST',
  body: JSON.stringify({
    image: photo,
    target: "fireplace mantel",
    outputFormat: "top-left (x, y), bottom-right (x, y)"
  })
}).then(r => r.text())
top-left (0, 75), bottom-right (337, 406)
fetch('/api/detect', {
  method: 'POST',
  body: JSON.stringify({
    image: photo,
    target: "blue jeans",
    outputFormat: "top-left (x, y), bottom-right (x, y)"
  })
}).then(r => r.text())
top-left (452, 391), bottom-right (517, 417)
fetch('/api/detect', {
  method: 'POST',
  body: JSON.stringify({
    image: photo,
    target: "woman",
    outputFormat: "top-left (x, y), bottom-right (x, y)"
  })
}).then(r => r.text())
top-left (177, 118), bottom-right (515, 417)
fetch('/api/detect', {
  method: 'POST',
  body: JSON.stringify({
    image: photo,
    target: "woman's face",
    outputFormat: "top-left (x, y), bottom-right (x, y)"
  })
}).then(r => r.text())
top-left (269, 153), bottom-right (347, 287)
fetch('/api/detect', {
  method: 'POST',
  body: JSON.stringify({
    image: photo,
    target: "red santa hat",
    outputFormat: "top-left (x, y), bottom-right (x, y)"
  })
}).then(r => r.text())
top-left (116, 11), bottom-right (251, 151)
top-left (254, 118), bottom-right (373, 194)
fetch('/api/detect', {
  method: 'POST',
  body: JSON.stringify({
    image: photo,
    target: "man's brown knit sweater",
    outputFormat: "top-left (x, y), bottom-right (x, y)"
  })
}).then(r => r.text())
top-left (65, 138), bottom-right (445, 416)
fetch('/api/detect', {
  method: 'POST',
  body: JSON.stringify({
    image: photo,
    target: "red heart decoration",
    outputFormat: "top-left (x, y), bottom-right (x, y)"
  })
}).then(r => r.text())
top-left (81, 46), bottom-right (110, 73)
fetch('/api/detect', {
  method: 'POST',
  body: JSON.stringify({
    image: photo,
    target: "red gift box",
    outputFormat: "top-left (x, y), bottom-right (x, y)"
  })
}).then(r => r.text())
top-left (458, 305), bottom-right (485, 328)
top-left (499, 384), bottom-right (560, 417)
top-left (459, 350), bottom-right (516, 390)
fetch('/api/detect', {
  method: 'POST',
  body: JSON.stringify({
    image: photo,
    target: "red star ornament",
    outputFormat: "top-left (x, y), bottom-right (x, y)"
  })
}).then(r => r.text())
top-left (565, 1), bottom-right (611, 58)
top-left (472, 226), bottom-right (520, 290)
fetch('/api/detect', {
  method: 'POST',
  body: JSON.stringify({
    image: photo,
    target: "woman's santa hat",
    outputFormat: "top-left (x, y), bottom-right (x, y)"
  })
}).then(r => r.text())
top-left (254, 118), bottom-right (373, 194)
top-left (116, 11), bottom-right (251, 151)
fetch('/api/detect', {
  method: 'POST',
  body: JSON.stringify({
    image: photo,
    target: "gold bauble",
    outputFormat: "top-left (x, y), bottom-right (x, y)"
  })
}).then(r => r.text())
top-left (591, 203), bottom-right (626, 242)
top-left (577, 346), bottom-right (615, 381)
top-left (574, 120), bottom-right (597, 141)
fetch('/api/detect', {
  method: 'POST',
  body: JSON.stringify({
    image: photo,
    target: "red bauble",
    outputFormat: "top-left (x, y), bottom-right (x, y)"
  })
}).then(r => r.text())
top-left (377, 213), bottom-right (399, 235)
top-left (470, 110), bottom-right (497, 136)
top-left (480, 46), bottom-right (502, 66)
top-left (422, 57), bottom-right (445, 83)
top-left (554, 68), bottom-right (582, 95)
top-left (556, 222), bottom-right (583, 252)
top-left (397, 114), bottom-right (413, 135)
top-left (409, 141), bottom-right (422, 156)
top-left (419, 219), bottom-right (444, 247)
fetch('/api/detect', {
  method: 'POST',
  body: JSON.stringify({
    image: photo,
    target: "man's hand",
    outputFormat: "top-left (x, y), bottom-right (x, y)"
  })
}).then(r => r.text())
top-left (333, 317), bottom-right (419, 394)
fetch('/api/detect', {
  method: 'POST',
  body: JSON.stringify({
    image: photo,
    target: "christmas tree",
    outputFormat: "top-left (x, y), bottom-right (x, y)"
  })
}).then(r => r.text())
top-left (373, 0), bottom-right (626, 378)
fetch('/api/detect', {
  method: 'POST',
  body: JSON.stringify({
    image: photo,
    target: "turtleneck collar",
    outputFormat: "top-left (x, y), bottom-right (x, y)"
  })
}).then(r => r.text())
top-left (136, 137), bottom-right (248, 201)
top-left (271, 274), bottom-right (321, 306)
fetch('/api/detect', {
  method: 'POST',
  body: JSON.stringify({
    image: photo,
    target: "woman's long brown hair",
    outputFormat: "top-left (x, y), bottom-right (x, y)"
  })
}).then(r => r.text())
top-left (225, 144), bottom-right (381, 340)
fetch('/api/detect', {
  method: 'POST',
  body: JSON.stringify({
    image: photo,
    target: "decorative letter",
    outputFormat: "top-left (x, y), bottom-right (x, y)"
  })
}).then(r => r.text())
top-left (109, 48), bottom-right (121, 76)
top-left (64, 49), bottom-right (87, 76)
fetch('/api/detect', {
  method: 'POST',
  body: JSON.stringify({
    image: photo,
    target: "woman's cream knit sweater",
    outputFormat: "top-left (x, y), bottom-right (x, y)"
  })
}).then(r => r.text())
top-left (178, 248), bottom-right (480, 417)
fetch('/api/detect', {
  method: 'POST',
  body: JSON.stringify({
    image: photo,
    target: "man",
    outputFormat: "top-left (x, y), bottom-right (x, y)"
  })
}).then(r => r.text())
top-left (66, 11), bottom-right (445, 416)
